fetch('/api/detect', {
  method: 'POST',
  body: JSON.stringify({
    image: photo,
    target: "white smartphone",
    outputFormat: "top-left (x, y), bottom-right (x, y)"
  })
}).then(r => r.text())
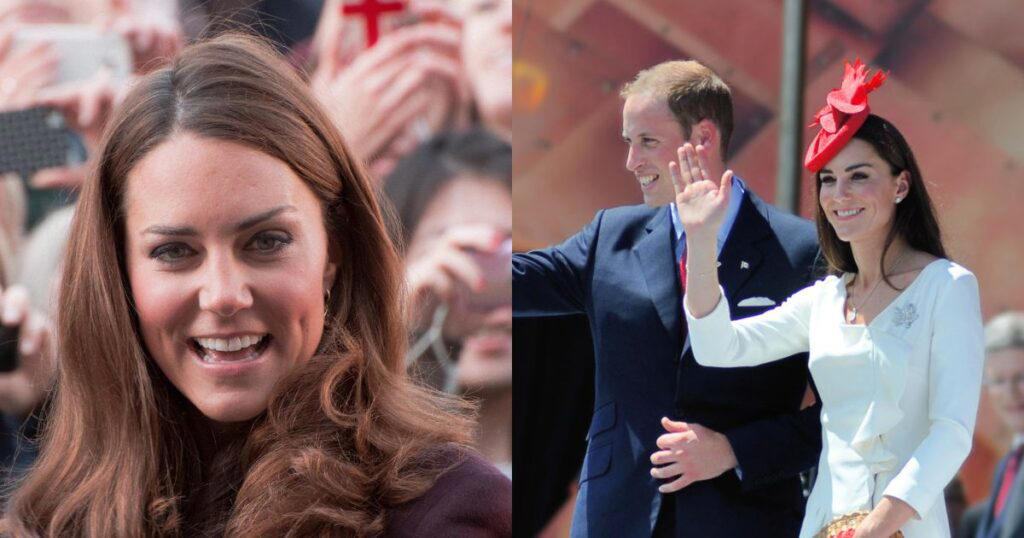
top-left (12, 24), bottom-right (132, 89)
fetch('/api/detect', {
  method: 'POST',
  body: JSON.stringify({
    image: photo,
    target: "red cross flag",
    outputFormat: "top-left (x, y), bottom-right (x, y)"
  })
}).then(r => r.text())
top-left (342, 0), bottom-right (407, 47)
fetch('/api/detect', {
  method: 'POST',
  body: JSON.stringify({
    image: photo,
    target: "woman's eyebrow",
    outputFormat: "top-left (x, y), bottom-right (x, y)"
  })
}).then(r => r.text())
top-left (233, 205), bottom-right (297, 232)
top-left (142, 205), bottom-right (297, 236)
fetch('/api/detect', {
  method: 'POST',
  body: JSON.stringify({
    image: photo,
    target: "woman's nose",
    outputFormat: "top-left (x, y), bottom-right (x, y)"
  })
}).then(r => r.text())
top-left (197, 253), bottom-right (253, 318)
top-left (828, 177), bottom-right (852, 201)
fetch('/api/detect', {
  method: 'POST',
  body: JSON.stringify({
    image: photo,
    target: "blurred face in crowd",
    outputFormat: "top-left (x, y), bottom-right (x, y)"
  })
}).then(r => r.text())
top-left (817, 139), bottom-right (909, 247)
top-left (407, 175), bottom-right (511, 391)
top-left (622, 91), bottom-right (690, 207)
top-left (985, 346), bottom-right (1024, 434)
top-left (459, 0), bottom-right (511, 135)
top-left (124, 133), bottom-right (337, 423)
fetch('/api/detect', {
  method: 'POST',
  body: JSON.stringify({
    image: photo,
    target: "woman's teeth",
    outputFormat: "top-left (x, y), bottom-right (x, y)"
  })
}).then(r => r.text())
top-left (196, 335), bottom-right (265, 352)
top-left (836, 208), bottom-right (863, 217)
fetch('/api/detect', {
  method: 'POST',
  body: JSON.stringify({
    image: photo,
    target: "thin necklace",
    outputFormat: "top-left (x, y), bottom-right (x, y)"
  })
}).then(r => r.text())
top-left (846, 248), bottom-right (910, 323)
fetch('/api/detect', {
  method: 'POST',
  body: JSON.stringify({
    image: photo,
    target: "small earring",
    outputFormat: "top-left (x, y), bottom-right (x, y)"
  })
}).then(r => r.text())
top-left (894, 197), bottom-right (902, 203)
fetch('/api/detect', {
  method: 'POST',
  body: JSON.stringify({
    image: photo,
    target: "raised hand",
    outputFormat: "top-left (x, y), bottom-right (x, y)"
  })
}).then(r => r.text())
top-left (310, 5), bottom-right (469, 178)
top-left (668, 143), bottom-right (733, 242)
top-left (0, 29), bottom-right (58, 112)
top-left (404, 224), bottom-right (506, 332)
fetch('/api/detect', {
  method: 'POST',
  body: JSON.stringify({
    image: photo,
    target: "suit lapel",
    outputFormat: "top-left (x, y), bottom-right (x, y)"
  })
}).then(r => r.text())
top-left (634, 206), bottom-right (681, 342)
top-left (716, 193), bottom-right (769, 302)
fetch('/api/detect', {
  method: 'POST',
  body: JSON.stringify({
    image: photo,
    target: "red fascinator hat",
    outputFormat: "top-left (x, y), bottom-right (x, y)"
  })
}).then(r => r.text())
top-left (804, 59), bottom-right (887, 172)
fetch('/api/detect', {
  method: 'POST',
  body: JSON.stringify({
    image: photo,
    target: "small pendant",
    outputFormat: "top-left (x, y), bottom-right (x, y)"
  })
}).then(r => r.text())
top-left (846, 307), bottom-right (857, 323)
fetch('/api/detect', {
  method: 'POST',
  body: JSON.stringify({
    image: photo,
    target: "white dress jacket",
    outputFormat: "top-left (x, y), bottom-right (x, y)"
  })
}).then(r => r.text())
top-left (685, 259), bottom-right (983, 537)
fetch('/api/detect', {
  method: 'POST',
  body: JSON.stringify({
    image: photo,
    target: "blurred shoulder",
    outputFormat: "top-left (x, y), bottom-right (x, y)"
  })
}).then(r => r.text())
top-left (386, 446), bottom-right (511, 538)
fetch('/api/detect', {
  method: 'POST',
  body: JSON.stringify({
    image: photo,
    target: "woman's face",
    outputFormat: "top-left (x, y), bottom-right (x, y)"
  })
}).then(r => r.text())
top-left (407, 175), bottom-right (511, 390)
top-left (124, 133), bottom-right (337, 423)
top-left (818, 138), bottom-right (909, 246)
top-left (460, 0), bottom-right (512, 134)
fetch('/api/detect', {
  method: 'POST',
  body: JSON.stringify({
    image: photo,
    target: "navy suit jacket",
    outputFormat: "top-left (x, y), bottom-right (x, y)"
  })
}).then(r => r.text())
top-left (975, 449), bottom-right (1024, 538)
top-left (513, 189), bottom-right (823, 537)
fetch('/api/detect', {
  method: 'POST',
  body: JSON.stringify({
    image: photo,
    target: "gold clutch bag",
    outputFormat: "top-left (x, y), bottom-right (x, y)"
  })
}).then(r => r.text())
top-left (813, 511), bottom-right (905, 538)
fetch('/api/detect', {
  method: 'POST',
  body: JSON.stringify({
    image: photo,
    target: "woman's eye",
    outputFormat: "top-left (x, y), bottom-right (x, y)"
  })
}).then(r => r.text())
top-left (851, 172), bottom-right (868, 180)
top-left (246, 232), bottom-right (292, 254)
top-left (820, 176), bottom-right (836, 184)
top-left (150, 243), bottom-right (195, 263)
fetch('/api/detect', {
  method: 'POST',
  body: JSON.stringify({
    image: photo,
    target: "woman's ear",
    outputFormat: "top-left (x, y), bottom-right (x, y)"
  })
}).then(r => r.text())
top-left (323, 244), bottom-right (339, 292)
top-left (896, 170), bottom-right (911, 199)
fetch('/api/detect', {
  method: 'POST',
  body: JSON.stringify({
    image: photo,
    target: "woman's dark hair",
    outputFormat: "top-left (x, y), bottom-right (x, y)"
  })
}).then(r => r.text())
top-left (3, 33), bottom-right (473, 537)
top-left (814, 114), bottom-right (947, 284)
top-left (382, 128), bottom-right (511, 248)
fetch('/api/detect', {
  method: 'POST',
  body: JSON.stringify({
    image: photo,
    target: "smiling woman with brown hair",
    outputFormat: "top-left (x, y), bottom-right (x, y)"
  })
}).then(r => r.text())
top-left (1, 33), bottom-right (510, 537)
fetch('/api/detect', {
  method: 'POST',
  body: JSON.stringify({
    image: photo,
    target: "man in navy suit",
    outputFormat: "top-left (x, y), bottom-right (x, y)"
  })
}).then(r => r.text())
top-left (973, 312), bottom-right (1024, 538)
top-left (513, 60), bottom-right (822, 536)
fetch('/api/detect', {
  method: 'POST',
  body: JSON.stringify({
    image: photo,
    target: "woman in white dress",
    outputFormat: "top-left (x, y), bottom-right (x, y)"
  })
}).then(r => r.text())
top-left (668, 61), bottom-right (984, 537)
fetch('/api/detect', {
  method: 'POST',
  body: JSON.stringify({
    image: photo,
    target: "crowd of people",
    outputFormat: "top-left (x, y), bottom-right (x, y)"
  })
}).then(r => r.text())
top-left (0, 0), bottom-right (511, 535)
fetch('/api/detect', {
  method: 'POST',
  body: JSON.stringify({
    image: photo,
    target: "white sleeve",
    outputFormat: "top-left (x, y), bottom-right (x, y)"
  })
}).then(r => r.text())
top-left (684, 282), bottom-right (818, 368)
top-left (882, 271), bottom-right (984, 517)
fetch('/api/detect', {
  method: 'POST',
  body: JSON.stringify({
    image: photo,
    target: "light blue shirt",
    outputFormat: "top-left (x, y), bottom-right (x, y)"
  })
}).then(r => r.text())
top-left (669, 175), bottom-right (746, 261)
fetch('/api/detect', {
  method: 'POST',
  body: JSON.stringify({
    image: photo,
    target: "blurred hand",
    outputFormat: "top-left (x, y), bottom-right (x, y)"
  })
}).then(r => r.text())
top-left (0, 284), bottom-right (56, 417)
top-left (0, 28), bottom-right (58, 112)
top-left (101, 1), bottom-right (182, 73)
top-left (310, 5), bottom-right (468, 172)
top-left (34, 68), bottom-right (126, 150)
top-left (29, 69), bottom-right (131, 190)
top-left (405, 224), bottom-right (504, 332)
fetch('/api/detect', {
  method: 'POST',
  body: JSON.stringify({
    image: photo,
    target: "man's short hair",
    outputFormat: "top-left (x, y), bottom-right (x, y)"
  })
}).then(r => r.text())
top-left (985, 312), bottom-right (1024, 354)
top-left (620, 60), bottom-right (734, 159)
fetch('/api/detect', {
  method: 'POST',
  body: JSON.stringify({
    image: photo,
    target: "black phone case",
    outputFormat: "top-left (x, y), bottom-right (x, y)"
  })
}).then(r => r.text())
top-left (0, 107), bottom-right (73, 180)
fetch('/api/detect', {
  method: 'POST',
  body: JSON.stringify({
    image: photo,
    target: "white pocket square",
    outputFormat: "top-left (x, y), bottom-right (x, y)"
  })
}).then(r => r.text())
top-left (737, 296), bottom-right (776, 307)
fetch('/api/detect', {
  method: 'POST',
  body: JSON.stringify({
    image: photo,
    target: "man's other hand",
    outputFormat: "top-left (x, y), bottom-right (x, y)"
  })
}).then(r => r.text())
top-left (650, 417), bottom-right (738, 493)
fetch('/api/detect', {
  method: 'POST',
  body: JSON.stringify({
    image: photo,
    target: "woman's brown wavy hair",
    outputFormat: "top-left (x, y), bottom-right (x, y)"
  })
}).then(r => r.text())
top-left (3, 33), bottom-right (473, 536)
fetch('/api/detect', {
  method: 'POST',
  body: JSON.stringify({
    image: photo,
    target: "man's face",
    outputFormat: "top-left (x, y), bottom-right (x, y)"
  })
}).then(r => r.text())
top-left (985, 347), bottom-right (1024, 434)
top-left (622, 92), bottom-right (690, 207)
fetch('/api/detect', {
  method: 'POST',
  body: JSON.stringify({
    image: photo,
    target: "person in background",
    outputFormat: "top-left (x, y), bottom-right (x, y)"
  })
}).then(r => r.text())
top-left (972, 312), bottom-right (1024, 538)
top-left (455, 0), bottom-right (510, 139)
top-left (0, 167), bottom-right (56, 486)
top-left (383, 128), bottom-right (512, 477)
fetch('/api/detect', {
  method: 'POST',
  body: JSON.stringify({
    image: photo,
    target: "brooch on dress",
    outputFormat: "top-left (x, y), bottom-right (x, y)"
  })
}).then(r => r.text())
top-left (892, 303), bottom-right (918, 329)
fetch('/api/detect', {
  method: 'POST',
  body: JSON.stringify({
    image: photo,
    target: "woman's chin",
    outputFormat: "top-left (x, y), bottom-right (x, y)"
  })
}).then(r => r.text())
top-left (194, 396), bottom-right (268, 424)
